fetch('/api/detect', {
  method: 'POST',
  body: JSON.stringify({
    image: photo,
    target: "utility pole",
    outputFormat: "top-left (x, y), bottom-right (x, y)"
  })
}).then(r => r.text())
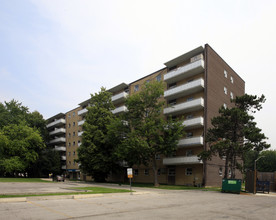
top-left (254, 156), bottom-right (264, 194)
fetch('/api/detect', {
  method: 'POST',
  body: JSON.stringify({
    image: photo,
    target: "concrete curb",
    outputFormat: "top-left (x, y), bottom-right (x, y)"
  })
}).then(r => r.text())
top-left (0, 197), bottom-right (27, 203)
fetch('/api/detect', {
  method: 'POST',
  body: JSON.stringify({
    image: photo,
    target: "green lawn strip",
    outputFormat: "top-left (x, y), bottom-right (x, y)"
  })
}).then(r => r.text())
top-left (0, 178), bottom-right (51, 183)
top-left (0, 187), bottom-right (131, 198)
top-left (120, 182), bottom-right (221, 191)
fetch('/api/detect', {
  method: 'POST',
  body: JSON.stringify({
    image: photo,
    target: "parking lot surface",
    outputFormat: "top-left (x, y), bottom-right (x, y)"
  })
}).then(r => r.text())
top-left (0, 182), bottom-right (275, 219)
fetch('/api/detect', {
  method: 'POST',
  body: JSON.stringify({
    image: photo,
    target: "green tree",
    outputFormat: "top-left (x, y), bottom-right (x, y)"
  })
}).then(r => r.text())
top-left (199, 94), bottom-right (270, 179)
top-left (77, 88), bottom-right (118, 182)
top-left (113, 81), bottom-right (185, 187)
top-left (0, 123), bottom-right (45, 176)
top-left (257, 150), bottom-right (276, 172)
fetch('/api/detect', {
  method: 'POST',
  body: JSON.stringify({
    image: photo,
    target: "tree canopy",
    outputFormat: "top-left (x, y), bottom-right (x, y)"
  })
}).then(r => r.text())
top-left (199, 94), bottom-right (270, 179)
top-left (77, 87), bottom-right (119, 182)
top-left (111, 81), bottom-right (185, 186)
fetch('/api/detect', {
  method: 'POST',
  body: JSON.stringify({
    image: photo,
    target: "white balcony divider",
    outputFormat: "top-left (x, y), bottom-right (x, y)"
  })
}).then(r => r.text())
top-left (164, 98), bottom-right (204, 115)
top-left (49, 137), bottom-right (66, 144)
top-left (49, 128), bottom-right (66, 136)
top-left (78, 119), bottom-right (85, 126)
top-left (78, 131), bottom-right (83, 137)
top-left (46, 118), bottom-right (66, 128)
top-left (54, 146), bottom-right (66, 151)
top-left (182, 117), bottom-right (204, 129)
top-left (177, 136), bottom-right (204, 147)
top-left (164, 78), bottom-right (204, 100)
top-left (164, 59), bottom-right (204, 84)
top-left (112, 105), bottom-right (128, 114)
top-left (163, 156), bottom-right (202, 165)
top-left (61, 156), bottom-right (66, 160)
top-left (112, 91), bottom-right (128, 104)
top-left (61, 165), bottom-right (66, 170)
top-left (78, 108), bottom-right (88, 116)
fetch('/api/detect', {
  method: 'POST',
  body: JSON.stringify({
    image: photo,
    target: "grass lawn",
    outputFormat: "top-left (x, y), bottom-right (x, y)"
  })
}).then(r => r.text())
top-left (122, 182), bottom-right (221, 191)
top-left (0, 187), bottom-right (131, 198)
top-left (0, 178), bottom-right (51, 183)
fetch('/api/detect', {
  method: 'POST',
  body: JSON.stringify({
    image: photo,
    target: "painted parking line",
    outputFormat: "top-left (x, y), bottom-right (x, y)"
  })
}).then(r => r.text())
top-left (27, 201), bottom-right (72, 218)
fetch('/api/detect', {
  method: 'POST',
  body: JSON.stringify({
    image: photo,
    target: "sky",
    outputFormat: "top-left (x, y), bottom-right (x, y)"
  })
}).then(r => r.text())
top-left (0, 0), bottom-right (276, 149)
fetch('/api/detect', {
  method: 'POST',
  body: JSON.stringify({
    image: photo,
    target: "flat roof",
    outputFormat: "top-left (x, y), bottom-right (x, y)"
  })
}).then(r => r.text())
top-left (46, 112), bottom-right (65, 121)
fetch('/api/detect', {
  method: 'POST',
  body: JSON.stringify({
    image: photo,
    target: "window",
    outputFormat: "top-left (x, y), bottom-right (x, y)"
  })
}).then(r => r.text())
top-left (187, 97), bottom-right (194, 101)
top-left (168, 99), bottom-right (177, 106)
top-left (144, 169), bottom-right (149, 175)
top-left (168, 82), bottom-right (177, 89)
top-left (68, 114), bottom-right (71, 119)
top-left (230, 76), bottom-right (234, 84)
top-left (68, 123), bottom-right (71, 128)
top-left (156, 74), bottom-right (161, 82)
top-left (186, 132), bottom-right (193, 138)
top-left (228, 169), bottom-right (232, 177)
top-left (158, 169), bottom-right (161, 175)
top-left (146, 80), bottom-right (150, 83)
top-left (186, 114), bottom-right (193, 119)
top-left (68, 133), bottom-right (71, 138)
top-left (224, 70), bottom-right (228, 78)
top-left (134, 169), bottom-right (139, 176)
top-left (230, 92), bottom-right (234, 99)
top-left (73, 132), bottom-right (75, 136)
top-left (73, 122), bottom-right (76, 127)
top-left (168, 66), bottom-right (177, 71)
top-left (73, 161), bottom-right (76, 165)
top-left (158, 168), bottom-right (166, 175)
top-left (73, 151), bottom-right (75, 156)
top-left (68, 143), bottom-right (71, 147)
top-left (134, 84), bottom-right (139, 92)
top-left (73, 141), bottom-right (75, 146)
top-left (186, 150), bottom-right (193, 156)
top-left (68, 152), bottom-right (71, 156)
top-left (186, 168), bottom-right (193, 176)
top-left (168, 168), bottom-right (175, 176)
top-left (73, 112), bottom-right (75, 117)
top-left (224, 86), bottom-right (227, 95)
top-left (155, 154), bottom-right (160, 160)
top-left (223, 103), bottom-right (227, 109)
top-left (219, 167), bottom-right (223, 176)
top-left (68, 161), bottom-right (71, 165)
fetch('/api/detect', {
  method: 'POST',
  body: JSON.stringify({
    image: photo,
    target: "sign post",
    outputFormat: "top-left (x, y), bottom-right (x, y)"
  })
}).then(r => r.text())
top-left (127, 168), bottom-right (133, 195)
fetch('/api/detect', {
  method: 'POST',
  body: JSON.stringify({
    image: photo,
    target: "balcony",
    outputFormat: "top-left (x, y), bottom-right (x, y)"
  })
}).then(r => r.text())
top-left (112, 105), bottom-right (128, 115)
top-left (164, 78), bottom-right (204, 100)
top-left (164, 59), bottom-right (204, 84)
top-left (61, 156), bottom-right (66, 160)
top-left (112, 91), bottom-right (128, 105)
top-left (163, 156), bottom-right (202, 165)
top-left (178, 136), bottom-right (204, 148)
top-left (49, 128), bottom-right (66, 136)
top-left (49, 137), bottom-right (66, 144)
top-left (78, 119), bottom-right (85, 126)
top-left (54, 146), bottom-right (66, 151)
top-left (183, 117), bottom-right (204, 129)
top-left (46, 118), bottom-right (66, 128)
top-left (78, 108), bottom-right (88, 116)
top-left (164, 98), bottom-right (204, 116)
top-left (78, 131), bottom-right (83, 137)
top-left (61, 165), bottom-right (66, 170)
top-left (78, 142), bottom-right (81, 147)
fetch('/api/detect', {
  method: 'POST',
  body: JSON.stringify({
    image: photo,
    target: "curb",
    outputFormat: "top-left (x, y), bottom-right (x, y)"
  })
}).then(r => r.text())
top-left (0, 197), bottom-right (27, 203)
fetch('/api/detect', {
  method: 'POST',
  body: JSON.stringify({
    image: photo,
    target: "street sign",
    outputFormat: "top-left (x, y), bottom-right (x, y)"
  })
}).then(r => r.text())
top-left (127, 168), bottom-right (133, 178)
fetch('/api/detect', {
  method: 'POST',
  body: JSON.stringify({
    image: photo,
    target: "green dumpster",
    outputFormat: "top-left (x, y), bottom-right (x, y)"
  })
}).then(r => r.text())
top-left (221, 179), bottom-right (242, 194)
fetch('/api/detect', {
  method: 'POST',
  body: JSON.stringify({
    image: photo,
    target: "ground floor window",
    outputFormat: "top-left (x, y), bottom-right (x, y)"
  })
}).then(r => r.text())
top-left (219, 167), bottom-right (223, 176)
top-left (168, 168), bottom-right (175, 176)
top-left (134, 169), bottom-right (139, 176)
top-left (185, 168), bottom-right (193, 176)
top-left (144, 169), bottom-right (149, 175)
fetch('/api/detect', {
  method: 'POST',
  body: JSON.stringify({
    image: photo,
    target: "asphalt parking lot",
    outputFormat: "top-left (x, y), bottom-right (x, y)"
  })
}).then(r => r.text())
top-left (0, 182), bottom-right (275, 220)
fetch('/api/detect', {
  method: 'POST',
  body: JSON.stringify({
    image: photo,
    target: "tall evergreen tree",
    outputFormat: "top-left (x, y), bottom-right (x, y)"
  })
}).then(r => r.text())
top-left (199, 94), bottom-right (270, 179)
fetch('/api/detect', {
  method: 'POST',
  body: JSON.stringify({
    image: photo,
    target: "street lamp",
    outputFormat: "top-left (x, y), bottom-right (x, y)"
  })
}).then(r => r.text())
top-left (253, 156), bottom-right (265, 194)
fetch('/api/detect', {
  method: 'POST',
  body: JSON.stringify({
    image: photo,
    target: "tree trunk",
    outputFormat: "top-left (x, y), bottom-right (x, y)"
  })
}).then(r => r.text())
top-left (152, 158), bottom-right (159, 187)
top-left (224, 156), bottom-right (229, 179)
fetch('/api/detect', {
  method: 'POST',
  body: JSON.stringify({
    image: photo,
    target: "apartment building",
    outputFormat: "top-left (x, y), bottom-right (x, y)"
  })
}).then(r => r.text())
top-left (46, 44), bottom-right (245, 186)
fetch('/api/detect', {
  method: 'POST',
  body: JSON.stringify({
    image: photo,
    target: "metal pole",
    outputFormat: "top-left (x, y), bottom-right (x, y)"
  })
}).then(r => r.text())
top-left (130, 177), bottom-right (132, 195)
top-left (254, 156), bottom-right (265, 194)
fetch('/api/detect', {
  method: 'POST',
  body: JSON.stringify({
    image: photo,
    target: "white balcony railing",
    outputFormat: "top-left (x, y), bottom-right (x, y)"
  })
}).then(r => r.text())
top-left (112, 91), bottom-right (128, 104)
top-left (78, 108), bottom-right (88, 116)
top-left (182, 117), bottom-right (204, 129)
top-left (49, 137), bottom-right (66, 144)
top-left (61, 165), bottom-right (66, 170)
top-left (177, 136), bottom-right (204, 148)
top-left (49, 128), bottom-right (66, 136)
top-left (78, 120), bottom-right (85, 126)
top-left (112, 105), bottom-right (128, 115)
top-left (61, 156), bottom-right (66, 160)
top-left (163, 156), bottom-right (202, 165)
top-left (54, 146), bottom-right (66, 151)
top-left (164, 59), bottom-right (204, 84)
top-left (78, 131), bottom-right (83, 137)
top-left (46, 119), bottom-right (66, 128)
top-left (78, 142), bottom-right (81, 147)
top-left (164, 98), bottom-right (204, 116)
top-left (164, 78), bottom-right (204, 100)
